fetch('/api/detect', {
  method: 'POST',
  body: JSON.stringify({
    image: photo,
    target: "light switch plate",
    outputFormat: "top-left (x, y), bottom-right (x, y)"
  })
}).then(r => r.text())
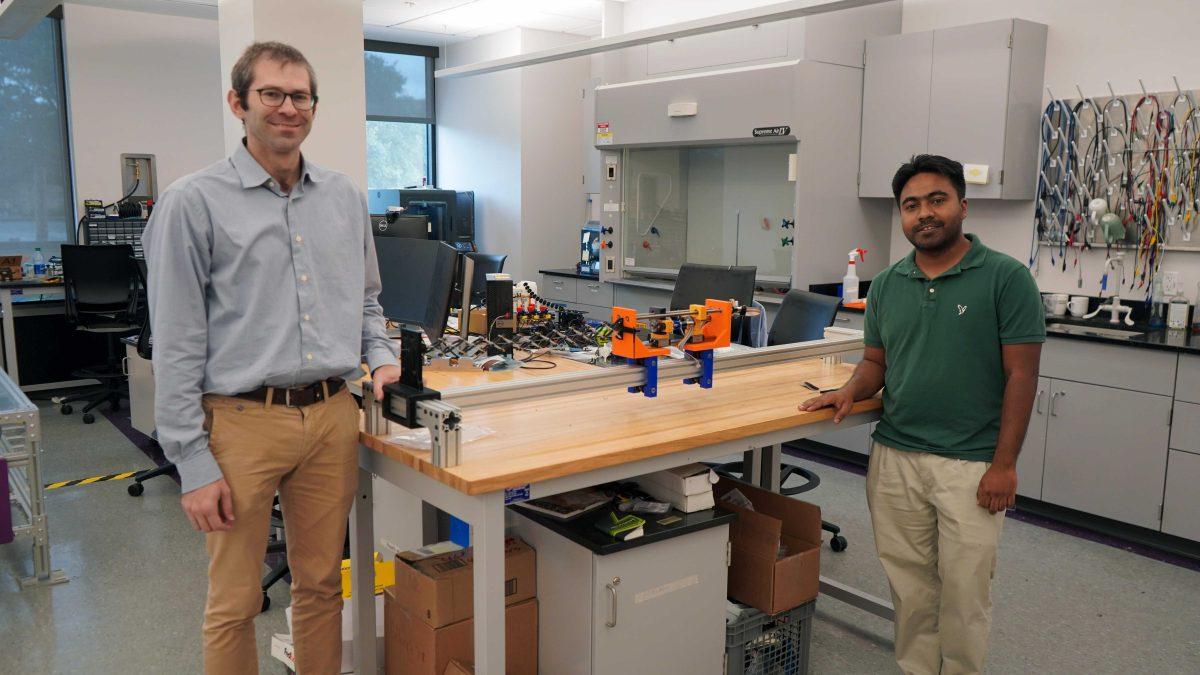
top-left (963, 164), bottom-right (989, 185)
top-left (1164, 270), bottom-right (1181, 297)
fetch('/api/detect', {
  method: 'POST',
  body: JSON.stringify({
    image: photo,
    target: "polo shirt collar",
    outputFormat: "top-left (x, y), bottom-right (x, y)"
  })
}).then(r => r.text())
top-left (894, 233), bottom-right (987, 279)
top-left (231, 140), bottom-right (325, 189)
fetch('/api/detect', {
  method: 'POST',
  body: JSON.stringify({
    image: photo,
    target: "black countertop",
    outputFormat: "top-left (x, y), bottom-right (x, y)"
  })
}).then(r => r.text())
top-left (1044, 314), bottom-right (1200, 354)
top-left (540, 268), bottom-right (599, 280)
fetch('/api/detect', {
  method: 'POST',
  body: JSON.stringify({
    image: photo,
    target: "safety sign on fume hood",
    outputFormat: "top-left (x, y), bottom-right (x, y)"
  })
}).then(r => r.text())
top-left (596, 122), bottom-right (613, 146)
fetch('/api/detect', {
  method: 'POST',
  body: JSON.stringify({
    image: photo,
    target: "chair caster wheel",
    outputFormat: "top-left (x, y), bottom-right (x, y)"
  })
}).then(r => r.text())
top-left (127, 482), bottom-right (144, 497)
top-left (261, 592), bottom-right (271, 613)
top-left (830, 535), bottom-right (848, 552)
top-left (82, 413), bottom-right (96, 424)
top-left (60, 405), bottom-right (73, 415)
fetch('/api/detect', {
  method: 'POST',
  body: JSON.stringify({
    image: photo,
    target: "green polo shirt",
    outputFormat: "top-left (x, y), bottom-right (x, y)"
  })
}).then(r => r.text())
top-left (864, 234), bottom-right (1045, 462)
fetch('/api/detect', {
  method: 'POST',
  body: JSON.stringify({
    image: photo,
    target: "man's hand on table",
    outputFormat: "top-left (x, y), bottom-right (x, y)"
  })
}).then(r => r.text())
top-left (182, 478), bottom-right (235, 533)
top-left (798, 389), bottom-right (857, 424)
top-left (372, 364), bottom-right (403, 401)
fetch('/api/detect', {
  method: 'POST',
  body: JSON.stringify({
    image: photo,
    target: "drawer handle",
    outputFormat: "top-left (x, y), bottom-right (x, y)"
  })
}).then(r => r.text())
top-left (1036, 390), bottom-right (1044, 415)
top-left (586, 284), bottom-right (600, 291)
top-left (834, 317), bottom-right (850, 323)
top-left (605, 577), bottom-right (620, 628)
top-left (1050, 391), bottom-right (1066, 416)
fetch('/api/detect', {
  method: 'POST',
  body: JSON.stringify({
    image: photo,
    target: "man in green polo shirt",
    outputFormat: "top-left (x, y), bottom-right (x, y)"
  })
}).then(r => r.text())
top-left (800, 154), bottom-right (1044, 675)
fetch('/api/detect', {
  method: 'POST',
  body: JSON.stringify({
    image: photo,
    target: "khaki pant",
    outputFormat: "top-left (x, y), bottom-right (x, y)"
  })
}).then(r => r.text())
top-left (866, 441), bottom-right (1005, 675)
top-left (201, 386), bottom-right (360, 675)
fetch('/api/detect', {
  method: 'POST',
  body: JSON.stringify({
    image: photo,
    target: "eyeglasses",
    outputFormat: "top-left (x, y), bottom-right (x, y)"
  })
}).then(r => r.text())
top-left (255, 88), bottom-right (317, 111)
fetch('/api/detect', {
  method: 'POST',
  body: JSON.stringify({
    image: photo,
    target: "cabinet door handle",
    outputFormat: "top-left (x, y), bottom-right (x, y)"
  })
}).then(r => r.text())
top-left (122, 356), bottom-right (129, 376)
top-left (586, 284), bottom-right (600, 291)
top-left (605, 578), bottom-right (620, 628)
top-left (1035, 390), bottom-right (1044, 415)
top-left (1050, 391), bottom-right (1066, 416)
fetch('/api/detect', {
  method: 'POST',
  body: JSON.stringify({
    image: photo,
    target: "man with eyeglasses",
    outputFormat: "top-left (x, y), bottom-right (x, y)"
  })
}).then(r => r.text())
top-left (143, 41), bottom-right (402, 674)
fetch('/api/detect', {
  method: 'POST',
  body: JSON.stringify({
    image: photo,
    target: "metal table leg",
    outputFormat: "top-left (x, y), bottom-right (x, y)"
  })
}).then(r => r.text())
top-left (1, 288), bottom-right (18, 386)
top-left (350, 460), bottom-right (378, 675)
top-left (471, 491), bottom-right (507, 675)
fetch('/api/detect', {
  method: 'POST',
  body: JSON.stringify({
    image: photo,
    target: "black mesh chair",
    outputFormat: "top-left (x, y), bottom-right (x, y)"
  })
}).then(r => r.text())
top-left (58, 245), bottom-right (141, 424)
top-left (669, 262), bottom-right (757, 345)
top-left (714, 289), bottom-right (850, 551)
top-left (126, 258), bottom-right (178, 497)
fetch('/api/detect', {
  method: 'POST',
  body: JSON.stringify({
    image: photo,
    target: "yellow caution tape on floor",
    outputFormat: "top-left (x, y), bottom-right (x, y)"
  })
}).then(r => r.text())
top-left (45, 471), bottom-right (139, 491)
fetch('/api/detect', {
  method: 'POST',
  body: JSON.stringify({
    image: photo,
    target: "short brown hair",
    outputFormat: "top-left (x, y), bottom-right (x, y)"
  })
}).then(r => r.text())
top-left (230, 41), bottom-right (317, 110)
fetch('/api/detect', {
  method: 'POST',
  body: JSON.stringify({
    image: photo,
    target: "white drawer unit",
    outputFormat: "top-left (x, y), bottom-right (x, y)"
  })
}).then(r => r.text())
top-left (578, 279), bottom-right (614, 308)
top-left (542, 275), bottom-right (578, 304)
top-left (1162, 449), bottom-right (1200, 541)
top-left (1174, 353), bottom-right (1200, 404)
top-left (1041, 338), bottom-right (1177, 396)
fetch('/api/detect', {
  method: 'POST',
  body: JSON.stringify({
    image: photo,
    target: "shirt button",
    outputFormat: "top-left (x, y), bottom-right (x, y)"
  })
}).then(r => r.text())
top-left (929, 288), bottom-right (936, 294)
top-left (300, 274), bottom-right (308, 283)
top-left (303, 314), bottom-right (311, 321)
top-left (306, 353), bottom-right (314, 361)
top-left (295, 235), bottom-right (303, 243)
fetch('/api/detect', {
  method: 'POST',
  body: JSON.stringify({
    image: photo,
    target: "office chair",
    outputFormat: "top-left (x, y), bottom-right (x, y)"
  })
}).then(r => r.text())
top-left (126, 258), bottom-right (178, 497)
top-left (58, 245), bottom-right (141, 425)
top-left (713, 289), bottom-right (850, 551)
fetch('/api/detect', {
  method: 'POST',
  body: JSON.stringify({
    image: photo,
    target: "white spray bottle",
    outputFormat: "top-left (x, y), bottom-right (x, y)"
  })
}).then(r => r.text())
top-left (843, 248), bottom-right (867, 303)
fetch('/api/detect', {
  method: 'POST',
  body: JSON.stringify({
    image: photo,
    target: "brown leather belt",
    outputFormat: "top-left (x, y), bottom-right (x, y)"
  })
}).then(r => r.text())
top-left (235, 378), bottom-right (346, 408)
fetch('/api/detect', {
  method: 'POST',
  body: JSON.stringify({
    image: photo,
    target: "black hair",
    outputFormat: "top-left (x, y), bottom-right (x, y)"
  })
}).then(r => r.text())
top-left (891, 154), bottom-right (966, 205)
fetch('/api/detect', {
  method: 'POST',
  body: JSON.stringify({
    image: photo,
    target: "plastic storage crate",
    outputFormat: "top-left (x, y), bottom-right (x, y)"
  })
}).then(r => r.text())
top-left (725, 599), bottom-right (815, 675)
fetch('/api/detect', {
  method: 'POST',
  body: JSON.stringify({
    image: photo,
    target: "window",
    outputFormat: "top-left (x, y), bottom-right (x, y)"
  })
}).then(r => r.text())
top-left (365, 41), bottom-right (438, 190)
top-left (0, 15), bottom-right (74, 258)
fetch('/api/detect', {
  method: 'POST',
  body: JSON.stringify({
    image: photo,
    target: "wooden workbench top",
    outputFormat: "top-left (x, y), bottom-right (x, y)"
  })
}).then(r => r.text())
top-left (361, 357), bottom-right (880, 496)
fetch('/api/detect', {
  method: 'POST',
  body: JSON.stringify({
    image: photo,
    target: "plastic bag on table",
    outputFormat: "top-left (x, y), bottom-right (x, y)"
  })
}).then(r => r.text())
top-left (387, 425), bottom-right (494, 451)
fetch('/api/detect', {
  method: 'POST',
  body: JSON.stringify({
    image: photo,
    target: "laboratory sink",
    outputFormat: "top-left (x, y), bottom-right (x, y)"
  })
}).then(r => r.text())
top-left (1046, 322), bottom-right (1145, 340)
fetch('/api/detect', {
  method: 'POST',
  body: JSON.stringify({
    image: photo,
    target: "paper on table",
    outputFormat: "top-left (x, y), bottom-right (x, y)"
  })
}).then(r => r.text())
top-left (388, 425), bottom-right (494, 450)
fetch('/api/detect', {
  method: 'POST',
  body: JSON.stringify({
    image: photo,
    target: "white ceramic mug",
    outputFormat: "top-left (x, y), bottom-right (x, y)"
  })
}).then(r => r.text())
top-left (1047, 293), bottom-right (1069, 316)
top-left (1068, 296), bottom-right (1089, 317)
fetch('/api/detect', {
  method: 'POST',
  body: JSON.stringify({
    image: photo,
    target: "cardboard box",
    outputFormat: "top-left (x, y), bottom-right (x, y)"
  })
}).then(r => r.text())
top-left (635, 478), bottom-right (715, 512)
top-left (393, 537), bottom-right (536, 629)
top-left (276, 594), bottom-right (386, 673)
top-left (340, 552), bottom-right (396, 599)
top-left (638, 463), bottom-right (719, 496)
top-left (443, 659), bottom-right (473, 675)
top-left (714, 477), bottom-right (821, 614)
top-left (0, 255), bottom-right (22, 281)
top-left (385, 586), bottom-right (537, 675)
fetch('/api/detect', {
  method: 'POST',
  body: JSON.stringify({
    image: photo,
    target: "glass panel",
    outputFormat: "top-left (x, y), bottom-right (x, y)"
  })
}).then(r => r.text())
top-left (366, 121), bottom-right (430, 189)
top-left (622, 143), bottom-right (795, 280)
top-left (365, 50), bottom-right (429, 120)
top-left (0, 18), bottom-right (72, 258)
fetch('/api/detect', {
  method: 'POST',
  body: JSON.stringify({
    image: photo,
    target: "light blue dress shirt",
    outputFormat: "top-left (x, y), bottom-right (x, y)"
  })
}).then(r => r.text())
top-left (142, 144), bottom-right (398, 492)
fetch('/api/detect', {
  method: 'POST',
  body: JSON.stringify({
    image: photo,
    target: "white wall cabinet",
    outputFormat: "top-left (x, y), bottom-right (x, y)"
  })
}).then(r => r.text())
top-left (859, 19), bottom-right (1047, 200)
top-left (1015, 377), bottom-right (1051, 499)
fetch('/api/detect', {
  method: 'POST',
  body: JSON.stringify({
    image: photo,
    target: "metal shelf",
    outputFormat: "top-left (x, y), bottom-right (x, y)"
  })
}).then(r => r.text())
top-left (1, 368), bottom-right (67, 588)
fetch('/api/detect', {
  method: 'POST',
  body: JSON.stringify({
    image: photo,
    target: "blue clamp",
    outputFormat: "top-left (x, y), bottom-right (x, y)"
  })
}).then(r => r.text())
top-left (626, 356), bottom-right (659, 398)
top-left (682, 349), bottom-right (715, 389)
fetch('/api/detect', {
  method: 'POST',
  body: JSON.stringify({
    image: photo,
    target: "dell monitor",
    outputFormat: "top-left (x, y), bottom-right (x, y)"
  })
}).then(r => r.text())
top-left (374, 237), bottom-right (459, 341)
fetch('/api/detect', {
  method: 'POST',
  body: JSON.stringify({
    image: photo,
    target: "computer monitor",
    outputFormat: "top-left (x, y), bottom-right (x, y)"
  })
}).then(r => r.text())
top-left (450, 252), bottom-right (506, 308)
top-left (375, 237), bottom-right (460, 341)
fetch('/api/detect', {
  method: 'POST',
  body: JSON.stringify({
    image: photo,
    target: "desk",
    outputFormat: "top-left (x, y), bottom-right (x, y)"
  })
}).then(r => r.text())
top-left (0, 279), bottom-right (97, 392)
top-left (349, 341), bottom-right (885, 674)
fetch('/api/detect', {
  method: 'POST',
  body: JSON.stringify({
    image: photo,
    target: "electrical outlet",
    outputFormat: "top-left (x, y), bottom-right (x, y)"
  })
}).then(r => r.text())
top-left (1164, 271), bottom-right (1181, 297)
